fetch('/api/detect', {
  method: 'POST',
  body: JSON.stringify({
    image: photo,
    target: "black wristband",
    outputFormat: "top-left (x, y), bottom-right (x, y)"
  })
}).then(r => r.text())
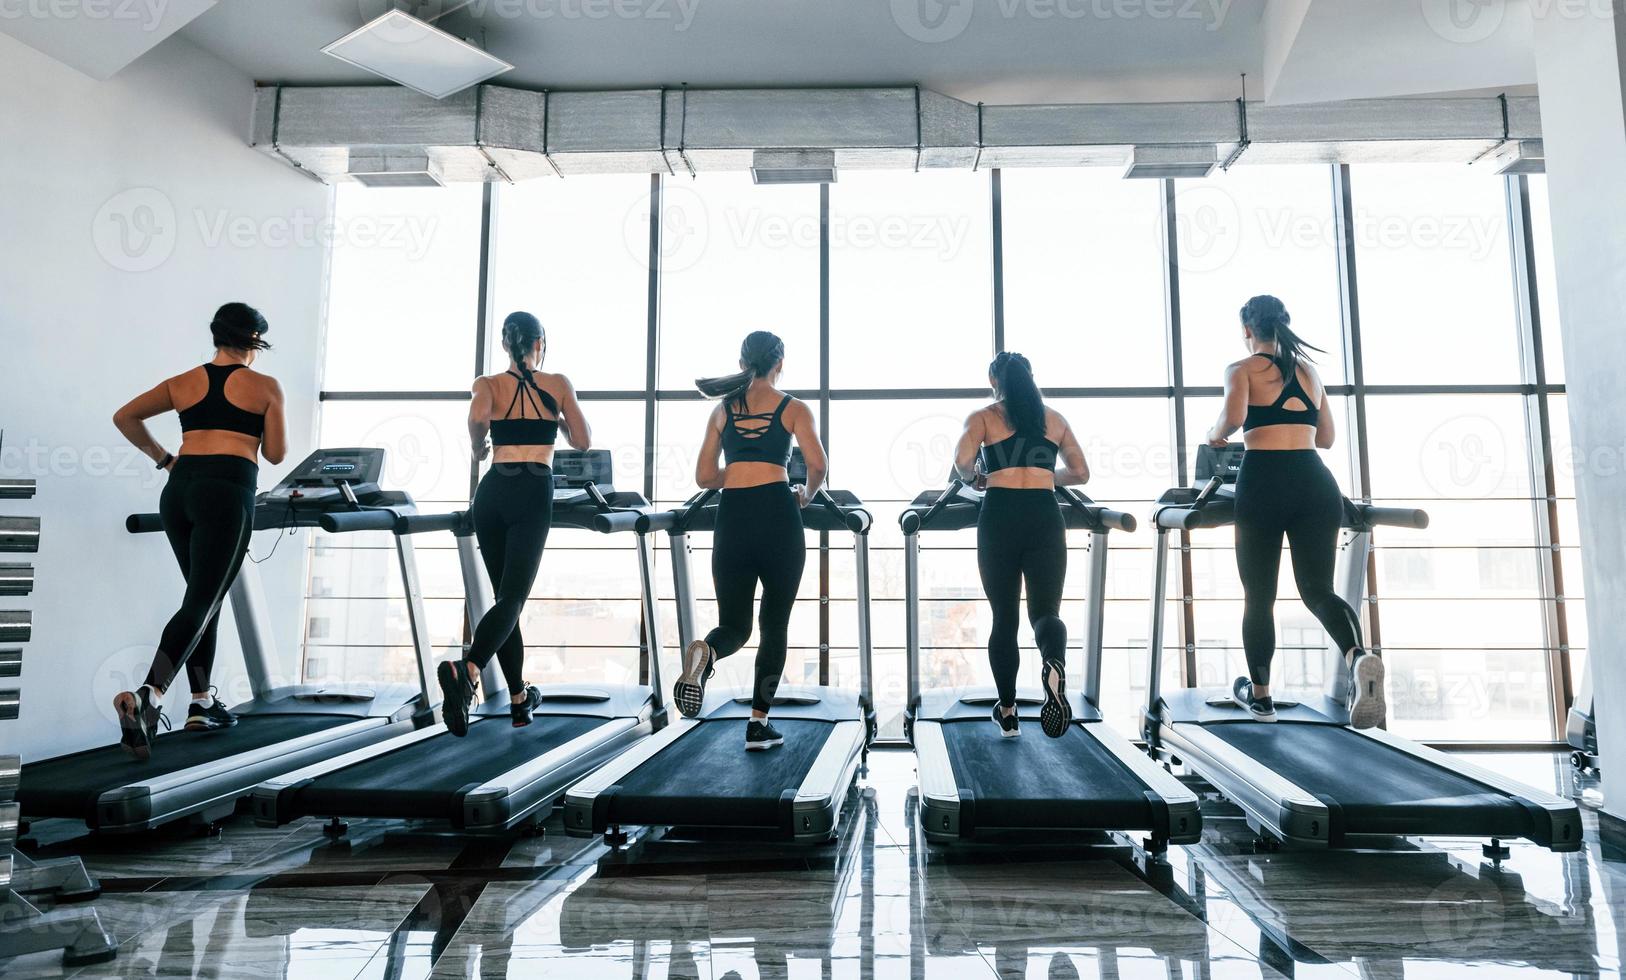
top-left (157, 453), bottom-right (174, 470)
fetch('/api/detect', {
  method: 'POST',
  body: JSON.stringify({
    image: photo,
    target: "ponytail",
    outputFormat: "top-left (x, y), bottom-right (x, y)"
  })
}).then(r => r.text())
top-left (1239, 294), bottom-right (1323, 381)
top-left (501, 311), bottom-right (545, 388)
top-left (696, 330), bottom-right (785, 409)
top-left (990, 351), bottom-right (1045, 440)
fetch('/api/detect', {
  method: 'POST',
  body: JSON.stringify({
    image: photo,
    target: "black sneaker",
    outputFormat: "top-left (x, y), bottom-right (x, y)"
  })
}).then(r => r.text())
top-left (114, 687), bottom-right (168, 761)
top-left (1347, 649), bottom-right (1387, 730)
top-left (745, 718), bottom-right (784, 751)
top-left (185, 691), bottom-right (237, 732)
top-left (510, 684), bottom-right (543, 727)
top-left (1039, 659), bottom-right (1072, 738)
top-left (991, 703), bottom-right (1020, 738)
top-left (1232, 677), bottom-right (1277, 723)
top-left (674, 639), bottom-right (714, 719)
top-left (437, 659), bottom-right (478, 737)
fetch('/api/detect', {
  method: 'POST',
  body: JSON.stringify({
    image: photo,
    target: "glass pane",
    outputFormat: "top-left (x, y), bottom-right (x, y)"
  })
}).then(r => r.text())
top-left (490, 176), bottom-right (653, 392)
top-left (1001, 169), bottom-right (1168, 386)
top-left (1177, 165), bottom-right (1347, 386)
top-left (1364, 394), bottom-right (1532, 501)
top-left (1525, 176), bottom-right (1565, 383)
top-left (659, 174), bottom-right (820, 392)
top-left (1349, 164), bottom-right (1521, 384)
top-left (324, 184), bottom-right (484, 391)
top-left (829, 170), bottom-right (992, 388)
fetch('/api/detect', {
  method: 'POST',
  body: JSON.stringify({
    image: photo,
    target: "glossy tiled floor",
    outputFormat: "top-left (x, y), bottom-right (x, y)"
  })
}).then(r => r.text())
top-left (5, 748), bottom-right (1614, 979)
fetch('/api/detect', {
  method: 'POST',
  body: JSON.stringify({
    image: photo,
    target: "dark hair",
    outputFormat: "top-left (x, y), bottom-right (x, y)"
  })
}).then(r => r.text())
top-left (210, 302), bottom-right (270, 352)
top-left (696, 330), bottom-right (785, 407)
top-left (501, 311), bottom-right (546, 385)
top-left (1240, 295), bottom-right (1323, 380)
top-left (990, 351), bottom-right (1045, 440)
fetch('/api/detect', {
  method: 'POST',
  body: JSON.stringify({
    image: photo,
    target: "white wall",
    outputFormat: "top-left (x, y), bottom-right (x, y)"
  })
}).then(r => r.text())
top-left (0, 32), bottom-right (330, 762)
top-left (1531, 6), bottom-right (1626, 820)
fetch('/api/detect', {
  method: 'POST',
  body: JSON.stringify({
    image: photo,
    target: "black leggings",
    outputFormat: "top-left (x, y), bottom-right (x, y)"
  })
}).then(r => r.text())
top-left (468, 462), bottom-right (553, 696)
top-left (1233, 450), bottom-right (1364, 686)
top-left (706, 482), bottom-right (806, 714)
top-left (977, 488), bottom-right (1068, 707)
top-left (145, 455), bottom-right (257, 693)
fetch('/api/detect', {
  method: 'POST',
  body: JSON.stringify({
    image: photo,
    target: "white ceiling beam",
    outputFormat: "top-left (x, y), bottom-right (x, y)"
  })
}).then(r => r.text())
top-left (0, 0), bottom-right (217, 80)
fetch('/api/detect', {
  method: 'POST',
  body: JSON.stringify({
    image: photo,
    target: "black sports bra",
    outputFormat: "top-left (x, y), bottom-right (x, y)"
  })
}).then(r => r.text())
top-left (177, 364), bottom-right (265, 438)
top-left (1242, 354), bottom-right (1320, 432)
top-left (981, 432), bottom-right (1059, 473)
top-left (721, 394), bottom-right (793, 466)
top-left (489, 371), bottom-right (560, 447)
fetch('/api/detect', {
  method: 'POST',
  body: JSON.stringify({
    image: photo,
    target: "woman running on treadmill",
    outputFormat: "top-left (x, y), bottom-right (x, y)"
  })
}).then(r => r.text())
top-left (109, 303), bottom-right (288, 760)
top-left (438, 312), bottom-right (591, 737)
top-left (1205, 294), bottom-right (1383, 728)
top-left (674, 331), bottom-right (827, 751)
top-left (952, 352), bottom-right (1090, 739)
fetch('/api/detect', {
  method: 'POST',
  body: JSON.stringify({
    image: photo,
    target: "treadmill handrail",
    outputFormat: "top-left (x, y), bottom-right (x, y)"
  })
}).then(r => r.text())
top-left (899, 480), bottom-right (966, 535)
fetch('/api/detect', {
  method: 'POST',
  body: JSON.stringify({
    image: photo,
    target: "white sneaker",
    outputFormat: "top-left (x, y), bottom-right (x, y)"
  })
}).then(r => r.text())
top-left (674, 639), bottom-right (714, 718)
top-left (1348, 651), bottom-right (1387, 730)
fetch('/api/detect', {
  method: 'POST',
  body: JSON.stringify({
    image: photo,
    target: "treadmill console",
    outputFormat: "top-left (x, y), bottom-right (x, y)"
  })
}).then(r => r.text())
top-left (262, 448), bottom-right (386, 505)
top-left (552, 449), bottom-right (613, 490)
top-left (1194, 442), bottom-right (1244, 484)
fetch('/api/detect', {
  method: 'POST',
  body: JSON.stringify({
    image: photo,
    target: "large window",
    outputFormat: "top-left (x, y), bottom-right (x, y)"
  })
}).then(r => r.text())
top-left (308, 163), bottom-right (1575, 746)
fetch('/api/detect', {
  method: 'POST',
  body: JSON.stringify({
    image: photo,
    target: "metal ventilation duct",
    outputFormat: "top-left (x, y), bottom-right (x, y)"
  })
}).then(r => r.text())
top-left (249, 85), bottom-right (1543, 184)
top-left (347, 150), bottom-right (445, 187)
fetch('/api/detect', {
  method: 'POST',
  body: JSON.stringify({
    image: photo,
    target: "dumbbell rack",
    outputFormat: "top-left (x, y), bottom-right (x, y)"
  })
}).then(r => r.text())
top-left (0, 434), bottom-right (117, 967)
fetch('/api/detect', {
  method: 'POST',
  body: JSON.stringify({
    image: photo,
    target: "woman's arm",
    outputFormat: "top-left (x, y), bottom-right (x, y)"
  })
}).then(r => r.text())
top-left (555, 375), bottom-right (592, 451)
top-left (952, 410), bottom-right (985, 482)
top-left (695, 406), bottom-right (726, 489)
top-left (112, 379), bottom-right (177, 468)
top-left (1207, 361), bottom-right (1248, 447)
top-left (789, 400), bottom-right (827, 504)
top-left (260, 377), bottom-right (287, 465)
top-left (468, 377), bottom-right (492, 461)
top-left (1315, 385), bottom-right (1337, 450)
top-left (1055, 414), bottom-right (1090, 486)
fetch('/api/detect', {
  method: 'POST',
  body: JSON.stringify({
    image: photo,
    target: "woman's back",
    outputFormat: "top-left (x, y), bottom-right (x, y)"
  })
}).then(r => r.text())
top-left (1237, 354), bottom-right (1324, 451)
top-left (169, 362), bottom-right (276, 462)
top-left (477, 369), bottom-right (567, 464)
top-left (978, 404), bottom-right (1066, 490)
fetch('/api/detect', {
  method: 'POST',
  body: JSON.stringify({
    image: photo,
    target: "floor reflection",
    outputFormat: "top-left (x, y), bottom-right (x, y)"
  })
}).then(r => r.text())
top-left (3, 749), bottom-right (1621, 980)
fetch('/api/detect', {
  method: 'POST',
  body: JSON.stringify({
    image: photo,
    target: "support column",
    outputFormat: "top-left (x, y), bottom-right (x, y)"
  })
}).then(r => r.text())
top-left (1531, 2), bottom-right (1626, 818)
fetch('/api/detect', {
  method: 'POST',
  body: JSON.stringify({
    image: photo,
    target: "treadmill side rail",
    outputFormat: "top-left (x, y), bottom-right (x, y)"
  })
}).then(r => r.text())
top-left (251, 722), bottom-right (452, 827)
top-left (562, 717), bottom-right (698, 837)
top-left (1160, 720), bottom-right (1332, 846)
top-left (913, 721), bottom-right (963, 842)
top-left (89, 716), bottom-right (410, 832)
top-left (1082, 722), bottom-right (1202, 844)
top-left (788, 720), bottom-right (867, 844)
top-left (1354, 727), bottom-right (1583, 851)
top-left (461, 716), bottom-right (650, 833)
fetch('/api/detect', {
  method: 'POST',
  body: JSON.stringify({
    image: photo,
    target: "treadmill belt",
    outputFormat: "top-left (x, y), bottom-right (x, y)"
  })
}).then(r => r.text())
top-left (606, 719), bottom-right (834, 828)
top-left (1206, 723), bottom-right (1535, 838)
top-left (942, 721), bottom-right (1156, 830)
top-left (293, 715), bottom-right (606, 820)
top-left (19, 715), bottom-right (350, 816)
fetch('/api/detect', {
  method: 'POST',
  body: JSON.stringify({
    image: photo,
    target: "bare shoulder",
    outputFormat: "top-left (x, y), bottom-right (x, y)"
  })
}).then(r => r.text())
top-left (1044, 405), bottom-right (1070, 437)
top-left (784, 395), bottom-right (813, 424)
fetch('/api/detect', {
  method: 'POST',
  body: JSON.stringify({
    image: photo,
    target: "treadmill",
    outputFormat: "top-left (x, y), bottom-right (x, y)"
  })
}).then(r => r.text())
top-left (18, 448), bottom-right (440, 833)
top-left (563, 451), bottom-right (874, 844)
top-left (251, 450), bottom-right (667, 835)
top-left (1566, 657), bottom-right (1599, 774)
top-left (902, 481), bottom-right (1200, 852)
top-left (1141, 443), bottom-right (1583, 853)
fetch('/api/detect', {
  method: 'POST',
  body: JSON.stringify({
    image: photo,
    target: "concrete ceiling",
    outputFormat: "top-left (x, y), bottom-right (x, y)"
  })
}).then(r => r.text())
top-left (178, 0), bottom-right (1273, 104)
